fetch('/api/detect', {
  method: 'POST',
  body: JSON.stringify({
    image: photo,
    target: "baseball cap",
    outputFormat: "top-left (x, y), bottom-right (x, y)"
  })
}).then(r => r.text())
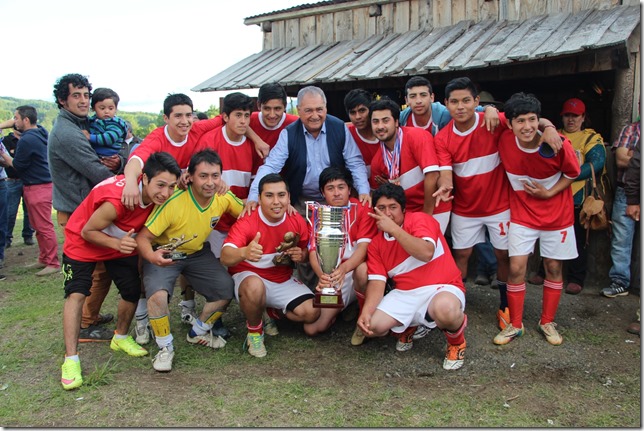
top-left (561, 98), bottom-right (586, 116)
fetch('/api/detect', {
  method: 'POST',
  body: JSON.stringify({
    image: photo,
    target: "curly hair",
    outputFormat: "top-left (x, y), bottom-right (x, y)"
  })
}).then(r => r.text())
top-left (53, 73), bottom-right (92, 109)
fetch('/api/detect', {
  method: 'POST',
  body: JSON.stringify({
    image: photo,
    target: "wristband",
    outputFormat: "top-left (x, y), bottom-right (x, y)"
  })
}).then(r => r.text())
top-left (543, 124), bottom-right (556, 130)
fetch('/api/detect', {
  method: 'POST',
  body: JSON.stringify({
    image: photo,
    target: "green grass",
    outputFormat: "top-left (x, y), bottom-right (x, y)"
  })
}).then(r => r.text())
top-left (0, 212), bottom-right (641, 427)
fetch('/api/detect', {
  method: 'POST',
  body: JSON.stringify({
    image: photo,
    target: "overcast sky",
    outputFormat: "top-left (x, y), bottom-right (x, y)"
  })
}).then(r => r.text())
top-left (0, 0), bottom-right (307, 113)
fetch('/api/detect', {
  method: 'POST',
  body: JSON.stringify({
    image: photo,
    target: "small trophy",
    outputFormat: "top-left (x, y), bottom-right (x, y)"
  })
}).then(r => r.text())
top-left (306, 201), bottom-right (356, 308)
top-left (272, 232), bottom-right (301, 266)
top-left (156, 234), bottom-right (198, 260)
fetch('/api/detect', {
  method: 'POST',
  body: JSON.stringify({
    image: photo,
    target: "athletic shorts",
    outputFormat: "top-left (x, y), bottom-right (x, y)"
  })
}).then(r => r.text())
top-left (377, 284), bottom-right (466, 334)
top-left (232, 271), bottom-right (314, 314)
top-left (62, 253), bottom-right (140, 303)
top-left (450, 209), bottom-right (510, 250)
top-left (142, 243), bottom-right (234, 302)
top-left (433, 211), bottom-right (451, 235)
top-left (508, 223), bottom-right (578, 260)
top-left (206, 229), bottom-right (228, 259)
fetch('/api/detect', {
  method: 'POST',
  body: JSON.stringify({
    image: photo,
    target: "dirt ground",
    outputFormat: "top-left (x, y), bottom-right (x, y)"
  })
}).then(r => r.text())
top-left (2, 240), bottom-right (641, 427)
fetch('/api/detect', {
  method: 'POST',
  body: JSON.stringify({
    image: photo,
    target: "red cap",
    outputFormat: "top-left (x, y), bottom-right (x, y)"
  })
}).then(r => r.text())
top-left (561, 98), bottom-right (586, 116)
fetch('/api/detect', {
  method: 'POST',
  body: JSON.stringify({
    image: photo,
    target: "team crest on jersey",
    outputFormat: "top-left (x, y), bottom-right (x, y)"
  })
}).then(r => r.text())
top-left (210, 216), bottom-right (221, 229)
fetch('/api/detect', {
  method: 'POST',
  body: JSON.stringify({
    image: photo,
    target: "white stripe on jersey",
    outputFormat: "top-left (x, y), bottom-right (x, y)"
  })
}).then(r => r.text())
top-left (423, 164), bottom-right (440, 174)
top-left (102, 223), bottom-right (130, 239)
top-left (222, 170), bottom-right (252, 188)
top-left (506, 171), bottom-right (562, 192)
top-left (220, 243), bottom-right (281, 269)
top-left (399, 166), bottom-right (424, 190)
top-left (452, 152), bottom-right (501, 178)
top-left (386, 237), bottom-right (443, 278)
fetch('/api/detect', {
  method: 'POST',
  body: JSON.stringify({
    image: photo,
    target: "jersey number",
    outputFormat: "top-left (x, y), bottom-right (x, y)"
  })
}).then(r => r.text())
top-left (560, 230), bottom-right (567, 243)
top-left (498, 222), bottom-right (510, 236)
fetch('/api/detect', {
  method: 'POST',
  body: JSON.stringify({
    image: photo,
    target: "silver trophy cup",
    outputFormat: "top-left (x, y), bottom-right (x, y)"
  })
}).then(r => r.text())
top-left (306, 202), bottom-right (355, 308)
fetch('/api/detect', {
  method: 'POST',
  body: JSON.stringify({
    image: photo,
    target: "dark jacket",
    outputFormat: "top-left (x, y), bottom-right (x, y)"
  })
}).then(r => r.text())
top-left (13, 125), bottom-right (52, 185)
top-left (624, 144), bottom-right (640, 206)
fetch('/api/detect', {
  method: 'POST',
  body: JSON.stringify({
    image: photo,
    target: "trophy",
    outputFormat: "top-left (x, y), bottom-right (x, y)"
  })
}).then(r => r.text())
top-left (155, 234), bottom-right (198, 260)
top-left (272, 232), bottom-right (301, 267)
top-left (306, 201), bottom-right (356, 308)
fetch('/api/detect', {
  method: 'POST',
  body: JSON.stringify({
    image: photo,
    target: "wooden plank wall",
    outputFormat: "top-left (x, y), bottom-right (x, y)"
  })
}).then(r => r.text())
top-left (260, 0), bottom-right (627, 50)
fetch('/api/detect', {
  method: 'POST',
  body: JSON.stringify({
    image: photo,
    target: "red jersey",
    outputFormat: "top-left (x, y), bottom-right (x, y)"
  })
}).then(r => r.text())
top-left (435, 112), bottom-right (510, 218)
top-left (497, 131), bottom-right (580, 230)
top-left (348, 124), bottom-right (379, 177)
top-left (223, 209), bottom-right (309, 283)
top-left (367, 212), bottom-right (463, 291)
top-left (197, 125), bottom-right (254, 232)
top-left (404, 114), bottom-right (439, 136)
top-left (249, 111), bottom-right (299, 174)
top-left (129, 118), bottom-right (219, 168)
top-left (64, 175), bottom-right (153, 262)
top-left (370, 127), bottom-right (449, 214)
top-left (307, 198), bottom-right (378, 262)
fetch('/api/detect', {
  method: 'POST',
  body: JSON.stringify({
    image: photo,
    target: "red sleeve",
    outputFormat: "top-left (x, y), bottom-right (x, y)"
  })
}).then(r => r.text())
top-left (366, 237), bottom-right (387, 279)
top-left (130, 128), bottom-right (164, 163)
top-left (224, 214), bottom-right (253, 248)
top-left (434, 128), bottom-right (452, 168)
top-left (420, 132), bottom-right (439, 172)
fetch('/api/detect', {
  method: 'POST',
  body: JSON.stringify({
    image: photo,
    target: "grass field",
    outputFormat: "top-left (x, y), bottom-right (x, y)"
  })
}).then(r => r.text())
top-left (0, 213), bottom-right (640, 427)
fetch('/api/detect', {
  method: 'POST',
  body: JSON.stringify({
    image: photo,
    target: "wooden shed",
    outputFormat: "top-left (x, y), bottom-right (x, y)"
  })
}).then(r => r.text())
top-left (193, 0), bottom-right (641, 287)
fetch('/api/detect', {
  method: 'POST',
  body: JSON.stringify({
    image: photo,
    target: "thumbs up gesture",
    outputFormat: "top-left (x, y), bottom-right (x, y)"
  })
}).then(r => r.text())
top-left (243, 232), bottom-right (263, 262)
top-left (119, 229), bottom-right (138, 254)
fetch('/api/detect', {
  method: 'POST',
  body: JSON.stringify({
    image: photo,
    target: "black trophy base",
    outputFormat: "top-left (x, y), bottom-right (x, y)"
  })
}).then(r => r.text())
top-left (313, 290), bottom-right (344, 309)
top-left (163, 251), bottom-right (188, 261)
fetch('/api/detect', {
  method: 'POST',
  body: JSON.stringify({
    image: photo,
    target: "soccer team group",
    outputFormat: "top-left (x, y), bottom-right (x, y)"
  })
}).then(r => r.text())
top-left (55, 73), bottom-right (582, 390)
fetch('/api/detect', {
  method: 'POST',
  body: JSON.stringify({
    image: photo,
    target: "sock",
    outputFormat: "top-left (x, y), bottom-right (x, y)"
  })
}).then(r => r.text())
top-left (155, 334), bottom-right (174, 351)
top-left (355, 290), bottom-right (365, 312)
top-left (443, 314), bottom-right (467, 346)
top-left (189, 318), bottom-right (212, 337)
top-left (497, 280), bottom-right (508, 310)
top-left (113, 332), bottom-right (127, 339)
top-left (135, 298), bottom-right (148, 321)
top-left (179, 299), bottom-right (196, 310)
top-left (65, 354), bottom-right (80, 362)
top-left (541, 279), bottom-right (563, 324)
top-left (247, 320), bottom-right (263, 336)
top-left (397, 325), bottom-right (416, 342)
top-left (507, 283), bottom-right (526, 328)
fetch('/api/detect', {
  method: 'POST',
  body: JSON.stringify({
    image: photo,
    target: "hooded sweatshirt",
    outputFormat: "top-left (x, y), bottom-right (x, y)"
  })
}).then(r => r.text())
top-left (12, 125), bottom-right (52, 185)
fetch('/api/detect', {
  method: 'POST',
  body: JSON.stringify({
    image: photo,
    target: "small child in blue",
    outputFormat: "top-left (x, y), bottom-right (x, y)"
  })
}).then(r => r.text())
top-left (88, 88), bottom-right (128, 157)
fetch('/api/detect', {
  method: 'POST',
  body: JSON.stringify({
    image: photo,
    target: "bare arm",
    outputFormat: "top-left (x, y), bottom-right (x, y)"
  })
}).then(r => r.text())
top-left (80, 202), bottom-right (137, 254)
top-left (135, 226), bottom-right (174, 266)
top-left (245, 126), bottom-right (270, 159)
top-left (122, 158), bottom-right (144, 210)
top-left (369, 207), bottom-right (435, 262)
top-left (433, 170), bottom-right (454, 207)
top-left (357, 279), bottom-right (386, 336)
top-left (220, 232), bottom-right (263, 267)
top-left (423, 171), bottom-right (439, 215)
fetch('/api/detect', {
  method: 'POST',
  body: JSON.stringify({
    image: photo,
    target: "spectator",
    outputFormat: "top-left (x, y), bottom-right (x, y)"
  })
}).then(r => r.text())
top-left (9, 106), bottom-right (60, 275)
top-left (623, 142), bottom-right (640, 335)
top-left (558, 98), bottom-right (606, 295)
top-left (0, 140), bottom-right (11, 271)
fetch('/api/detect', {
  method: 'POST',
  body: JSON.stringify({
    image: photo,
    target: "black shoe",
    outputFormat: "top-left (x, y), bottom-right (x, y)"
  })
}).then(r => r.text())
top-left (24, 237), bottom-right (35, 246)
top-left (211, 319), bottom-right (231, 340)
top-left (96, 313), bottom-right (114, 325)
top-left (78, 324), bottom-right (113, 342)
top-left (0, 274), bottom-right (6, 281)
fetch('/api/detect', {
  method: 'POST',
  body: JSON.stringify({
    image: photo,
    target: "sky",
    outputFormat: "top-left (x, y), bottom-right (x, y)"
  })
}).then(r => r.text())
top-left (0, 0), bottom-right (309, 114)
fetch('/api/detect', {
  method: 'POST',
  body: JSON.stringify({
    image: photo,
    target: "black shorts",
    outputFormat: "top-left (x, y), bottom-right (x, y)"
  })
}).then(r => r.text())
top-left (62, 253), bottom-right (141, 303)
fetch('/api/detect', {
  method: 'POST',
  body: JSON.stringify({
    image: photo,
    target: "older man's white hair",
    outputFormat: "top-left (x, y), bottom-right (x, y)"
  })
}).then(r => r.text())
top-left (297, 86), bottom-right (327, 106)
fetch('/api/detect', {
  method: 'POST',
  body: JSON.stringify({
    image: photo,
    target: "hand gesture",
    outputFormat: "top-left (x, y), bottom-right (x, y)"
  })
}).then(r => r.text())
top-left (369, 206), bottom-right (398, 234)
top-left (432, 185), bottom-right (454, 208)
top-left (243, 232), bottom-right (263, 262)
top-left (118, 229), bottom-right (138, 254)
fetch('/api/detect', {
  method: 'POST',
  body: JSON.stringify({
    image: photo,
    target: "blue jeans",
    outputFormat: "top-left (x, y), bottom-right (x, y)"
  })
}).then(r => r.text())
top-left (609, 187), bottom-right (637, 287)
top-left (0, 180), bottom-right (8, 261)
top-left (6, 178), bottom-right (34, 244)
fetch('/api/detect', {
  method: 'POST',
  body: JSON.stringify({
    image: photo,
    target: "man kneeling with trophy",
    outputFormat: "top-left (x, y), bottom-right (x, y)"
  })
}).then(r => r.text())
top-left (358, 183), bottom-right (468, 371)
top-left (221, 174), bottom-right (319, 358)
top-left (304, 167), bottom-right (377, 344)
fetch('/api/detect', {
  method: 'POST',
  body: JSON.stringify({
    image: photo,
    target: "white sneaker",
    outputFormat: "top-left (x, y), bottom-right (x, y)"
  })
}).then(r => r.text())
top-left (186, 331), bottom-right (227, 349)
top-left (153, 347), bottom-right (174, 372)
top-left (412, 325), bottom-right (431, 340)
top-left (134, 319), bottom-right (151, 345)
top-left (180, 305), bottom-right (198, 325)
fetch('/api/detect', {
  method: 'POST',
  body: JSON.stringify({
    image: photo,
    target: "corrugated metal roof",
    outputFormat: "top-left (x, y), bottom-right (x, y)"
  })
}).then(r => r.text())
top-left (192, 5), bottom-right (640, 92)
top-left (244, 0), bottom-right (351, 21)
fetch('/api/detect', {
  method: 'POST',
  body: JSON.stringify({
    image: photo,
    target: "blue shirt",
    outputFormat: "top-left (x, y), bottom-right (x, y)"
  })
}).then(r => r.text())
top-left (248, 121), bottom-right (370, 202)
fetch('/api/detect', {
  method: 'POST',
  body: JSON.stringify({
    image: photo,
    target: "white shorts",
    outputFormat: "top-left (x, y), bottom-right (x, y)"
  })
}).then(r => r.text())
top-left (508, 223), bottom-right (578, 260)
top-left (433, 211), bottom-right (451, 235)
top-left (232, 271), bottom-right (313, 314)
top-left (377, 284), bottom-right (466, 333)
top-left (206, 230), bottom-right (228, 259)
top-left (337, 271), bottom-right (357, 310)
top-left (450, 209), bottom-right (510, 250)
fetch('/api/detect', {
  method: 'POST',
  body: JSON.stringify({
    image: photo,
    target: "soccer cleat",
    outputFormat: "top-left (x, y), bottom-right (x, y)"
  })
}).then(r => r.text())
top-left (153, 347), bottom-right (174, 372)
top-left (187, 331), bottom-right (227, 349)
top-left (110, 335), bottom-right (149, 357)
top-left (412, 325), bottom-right (431, 340)
top-left (78, 324), bottom-right (113, 342)
top-left (134, 319), bottom-right (152, 345)
top-left (395, 327), bottom-right (415, 352)
top-left (497, 307), bottom-right (511, 330)
top-left (96, 313), bottom-right (114, 325)
top-left (493, 323), bottom-right (525, 345)
top-left (443, 341), bottom-right (466, 370)
top-left (350, 325), bottom-right (365, 346)
top-left (24, 237), bottom-right (35, 246)
top-left (262, 311), bottom-right (279, 336)
top-left (244, 332), bottom-right (267, 358)
top-left (538, 321), bottom-right (563, 345)
top-left (61, 358), bottom-right (83, 390)
top-left (601, 282), bottom-right (629, 298)
top-left (211, 319), bottom-right (232, 340)
top-left (180, 305), bottom-right (198, 325)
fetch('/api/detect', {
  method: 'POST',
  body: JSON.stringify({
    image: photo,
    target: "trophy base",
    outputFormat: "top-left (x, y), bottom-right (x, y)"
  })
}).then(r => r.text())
top-left (313, 290), bottom-right (344, 309)
top-left (163, 251), bottom-right (188, 261)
